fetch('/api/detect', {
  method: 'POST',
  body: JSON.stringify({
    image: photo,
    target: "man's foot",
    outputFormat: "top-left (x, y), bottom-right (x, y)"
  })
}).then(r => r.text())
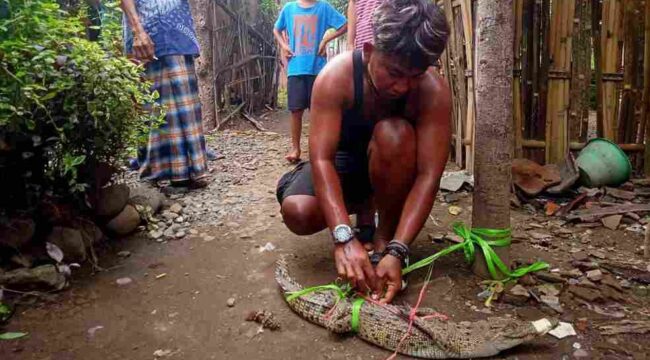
top-left (285, 149), bottom-right (301, 164)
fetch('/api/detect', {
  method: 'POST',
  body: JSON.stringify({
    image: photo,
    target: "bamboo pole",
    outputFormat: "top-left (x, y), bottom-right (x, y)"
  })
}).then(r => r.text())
top-left (545, 0), bottom-right (574, 164)
top-left (514, 0), bottom-right (524, 159)
top-left (601, 0), bottom-right (623, 141)
top-left (593, 0), bottom-right (604, 137)
top-left (443, 0), bottom-right (462, 168)
top-left (460, 0), bottom-right (474, 173)
top-left (644, 0), bottom-right (650, 175)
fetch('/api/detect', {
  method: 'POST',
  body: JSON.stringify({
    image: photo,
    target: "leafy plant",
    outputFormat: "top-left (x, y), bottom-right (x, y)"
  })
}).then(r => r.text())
top-left (0, 0), bottom-right (162, 212)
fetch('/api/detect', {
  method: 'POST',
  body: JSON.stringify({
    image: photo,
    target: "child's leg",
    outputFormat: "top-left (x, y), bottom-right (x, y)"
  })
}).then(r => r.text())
top-left (287, 109), bottom-right (304, 162)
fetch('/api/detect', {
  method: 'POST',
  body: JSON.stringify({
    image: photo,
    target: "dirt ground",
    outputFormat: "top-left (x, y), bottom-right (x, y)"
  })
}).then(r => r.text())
top-left (1, 111), bottom-right (649, 360)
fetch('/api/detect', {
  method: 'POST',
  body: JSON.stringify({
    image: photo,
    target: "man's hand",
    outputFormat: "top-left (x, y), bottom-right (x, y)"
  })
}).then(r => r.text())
top-left (333, 239), bottom-right (377, 293)
top-left (375, 255), bottom-right (402, 304)
top-left (132, 29), bottom-right (155, 63)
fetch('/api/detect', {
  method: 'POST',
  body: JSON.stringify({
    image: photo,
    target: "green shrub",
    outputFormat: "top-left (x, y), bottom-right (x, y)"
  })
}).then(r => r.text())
top-left (0, 0), bottom-right (162, 212)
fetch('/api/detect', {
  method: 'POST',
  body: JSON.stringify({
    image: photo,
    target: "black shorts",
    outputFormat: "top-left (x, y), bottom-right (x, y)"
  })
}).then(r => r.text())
top-left (276, 152), bottom-right (372, 206)
top-left (287, 75), bottom-right (316, 111)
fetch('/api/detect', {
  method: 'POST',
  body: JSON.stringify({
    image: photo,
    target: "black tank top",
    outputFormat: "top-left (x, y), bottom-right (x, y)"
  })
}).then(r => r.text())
top-left (337, 50), bottom-right (408, 159)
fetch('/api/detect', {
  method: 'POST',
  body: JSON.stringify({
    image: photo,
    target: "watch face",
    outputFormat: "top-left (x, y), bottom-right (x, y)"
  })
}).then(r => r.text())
top-left (333, 226), bottom-right (352, 243)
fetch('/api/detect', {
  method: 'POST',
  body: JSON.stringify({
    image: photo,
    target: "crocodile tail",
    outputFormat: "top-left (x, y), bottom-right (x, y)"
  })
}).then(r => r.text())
top-left (275, 256), bottom-right (303, 293)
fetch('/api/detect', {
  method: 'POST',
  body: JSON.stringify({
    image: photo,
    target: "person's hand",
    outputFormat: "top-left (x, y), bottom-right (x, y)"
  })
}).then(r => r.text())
top-left (375, 254), bottom-right (402, 304)
top-left (281, 44), bottom-right (294, 60)
top-left (333, 239), bottom-right (377, 293)
top-left (318, 41), bottom-right (328, 57)
top-left (132, 29), bottom-right (155, 63)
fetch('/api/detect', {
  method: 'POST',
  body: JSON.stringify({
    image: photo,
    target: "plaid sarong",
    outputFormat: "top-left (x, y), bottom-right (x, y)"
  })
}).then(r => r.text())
top-left (140, 55), bottom-right (207, 182)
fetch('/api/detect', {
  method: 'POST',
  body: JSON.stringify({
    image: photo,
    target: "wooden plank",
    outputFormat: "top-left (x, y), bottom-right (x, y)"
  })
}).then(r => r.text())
top-left (645, 0), bottom-right (650, 175)
top-left (536, 0), bottom-right (551, 163)
top-left (566, 204), bottom-right (650, 222)
top-left (522, 139), bottom-right (645, 151)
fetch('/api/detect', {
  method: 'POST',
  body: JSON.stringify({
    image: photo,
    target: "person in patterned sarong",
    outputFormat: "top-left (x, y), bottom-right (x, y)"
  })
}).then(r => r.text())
top-left (121, 0), bottom-right (209, 190)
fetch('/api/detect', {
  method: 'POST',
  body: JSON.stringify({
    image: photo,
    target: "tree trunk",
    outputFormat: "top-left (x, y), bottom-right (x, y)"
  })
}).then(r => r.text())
top-left (189, 0), bottom-right (217, 130)
top-left (472, 0), bottom-right (514, 279)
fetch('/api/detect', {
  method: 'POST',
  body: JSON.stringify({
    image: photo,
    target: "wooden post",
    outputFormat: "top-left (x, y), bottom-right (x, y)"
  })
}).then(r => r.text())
top-left (472, 0), bottom-right (513, 279)
top-left (642, 0), bottom-right (650, 176)
top-left (189, 0), bottom-right (218, 130)
top-left (619, 0), bottom-right (639, 144)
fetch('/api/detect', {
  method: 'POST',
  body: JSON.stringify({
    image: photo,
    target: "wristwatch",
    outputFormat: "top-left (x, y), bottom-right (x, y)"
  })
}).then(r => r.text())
top-left (332, 224), bottom-right (354, 245)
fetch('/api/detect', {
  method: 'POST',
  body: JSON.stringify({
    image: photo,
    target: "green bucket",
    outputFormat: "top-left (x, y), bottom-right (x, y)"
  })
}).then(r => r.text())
top-left (576, 138), bottom-right (632, 187)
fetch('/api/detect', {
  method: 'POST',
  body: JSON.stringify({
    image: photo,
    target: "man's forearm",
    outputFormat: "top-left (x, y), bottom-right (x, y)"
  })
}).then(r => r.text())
top-left (120, 0), bottom-right (145, 33)
top-left (311, 159), bottom-right (351, 230)
top-left (393, 174), bottom-right (440, 246)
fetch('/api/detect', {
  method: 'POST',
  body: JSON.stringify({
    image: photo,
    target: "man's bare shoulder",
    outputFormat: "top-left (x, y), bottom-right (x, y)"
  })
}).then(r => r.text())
top-left (313, 51), bottom-right (355, 105)
top-left (417, 70), bottom-right (452, 110)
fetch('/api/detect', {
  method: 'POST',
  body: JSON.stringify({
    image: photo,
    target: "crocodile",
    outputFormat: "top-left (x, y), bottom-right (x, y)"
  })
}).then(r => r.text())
top-left (276, 258), bottom-right (556, 359)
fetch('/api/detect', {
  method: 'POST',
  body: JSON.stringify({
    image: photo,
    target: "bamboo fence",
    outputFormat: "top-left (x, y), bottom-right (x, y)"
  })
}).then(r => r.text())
top-left (439, 0), bottom-right (650, 174)
top-left (209, 0), bottom-right (278, 129)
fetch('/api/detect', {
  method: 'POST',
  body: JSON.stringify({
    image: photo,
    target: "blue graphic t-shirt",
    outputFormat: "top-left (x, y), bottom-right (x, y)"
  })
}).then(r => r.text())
top-left (275, 1), bottom-right (346, 76)
top-left (123, 0), bottom-right (200, 58)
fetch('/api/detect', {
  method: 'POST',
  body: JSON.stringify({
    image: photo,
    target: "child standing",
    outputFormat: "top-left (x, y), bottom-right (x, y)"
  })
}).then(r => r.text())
top-left (273, 0), bottom-right (347, 163)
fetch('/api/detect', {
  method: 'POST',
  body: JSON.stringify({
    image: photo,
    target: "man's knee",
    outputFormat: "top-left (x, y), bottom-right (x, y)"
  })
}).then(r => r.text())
top-left (371, 118), bottom-right (416, 159)
top-left (280, 196), bottom-right (324, 236)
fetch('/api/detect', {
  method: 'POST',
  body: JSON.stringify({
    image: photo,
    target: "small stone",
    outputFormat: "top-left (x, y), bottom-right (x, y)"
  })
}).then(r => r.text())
top-left (510, 284), bottom-right (530, 297)
top-left (203, 235), bottom-right (216, 242)
top-left (174, 216), bottom-right (184, 223)
top-left (586, 269), bottom-right (603, 282)
top-left (163, 228), bottom-right (175, 239)
top-left (117, 251), bottom-right (131, 258)
top-left (568, 285), bottom-right (602, 302)
top-left (47, 227), bottom-right (86, 263)
top-left (519, 274), bottom-right (537, 286)
top-left (588, 250), bottom-right (607, 259)
top-left (189, 229), bottom-right (199, 235)
top-left (572, 251), bottom-right (589, 261)
top-left (601, 215), bottom-right (622, 230)
top-left (575, 318), bottom-right (589, 332)
top-left (149, 230), bottom-right (164, 240)
top-left (573, 349), bottom-right (589, 358)
top-left (94, 184), bottom-right (130, 218)
top-left (161, 211), bottom-right (178, 222)
top-left (175, 231), bottom-right (186, 239)
top-left (561, 268), bottom-right (584, 278)
top-left (537, 284), bottom-right (560, 297)
top-left (428, 233), bottom-right (445, 243)
top-left (169, 203), bottom-right (183, 214)
top-left (535, 272), bottom-right (565, 283)
top-left (116, 277), bottom-right (132, 286)
top-left (540, 295), bottom-right (563, 313)
top-left (106, 205), bottom-right (142, 236)
top-left (620, 279), bottom-right (632, 288)
top-left (226, 297), bottom-right (236, 307)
